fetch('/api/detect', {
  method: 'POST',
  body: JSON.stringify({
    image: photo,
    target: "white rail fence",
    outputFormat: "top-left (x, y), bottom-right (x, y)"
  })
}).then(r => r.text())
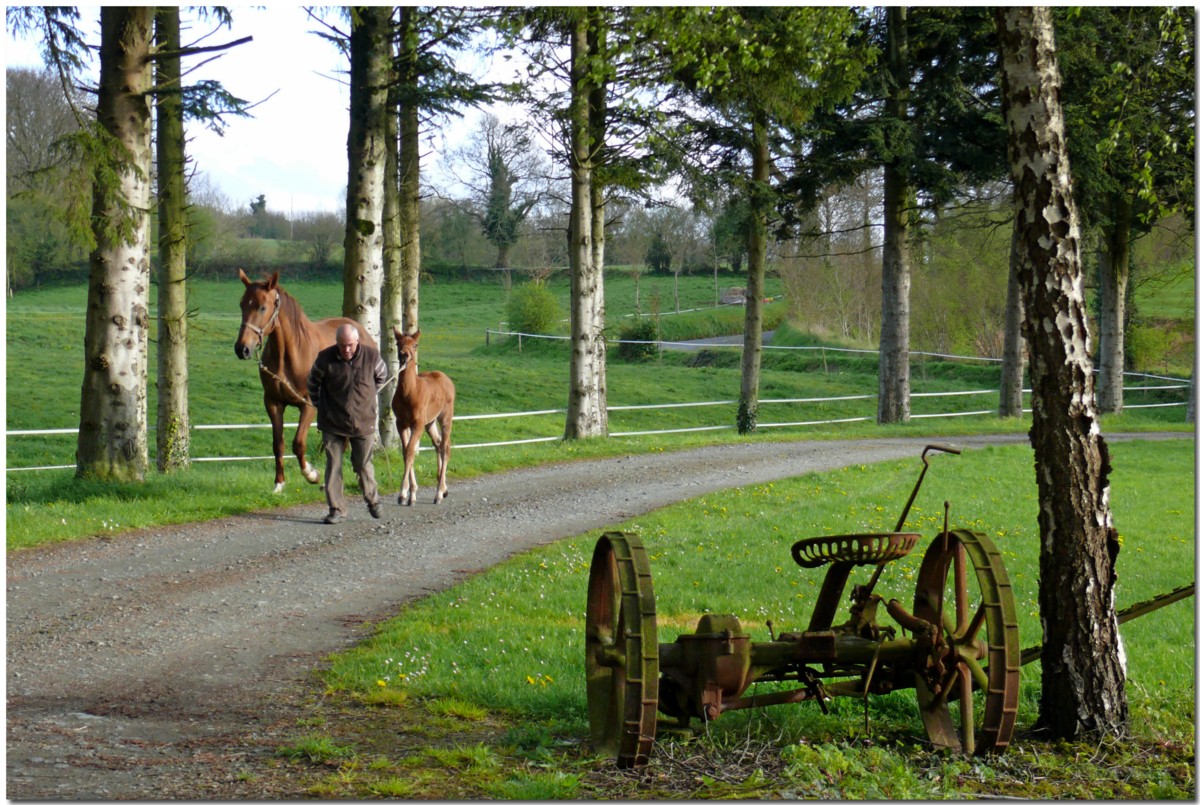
top-left (8, 333), bottom-right (1189, 473)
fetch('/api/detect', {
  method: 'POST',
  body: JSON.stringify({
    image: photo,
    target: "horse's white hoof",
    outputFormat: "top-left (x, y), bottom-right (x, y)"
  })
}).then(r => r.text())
top-left (303, 468), bottom-right (319, 484)
top-left (273, 482), bottom-right (285, 494)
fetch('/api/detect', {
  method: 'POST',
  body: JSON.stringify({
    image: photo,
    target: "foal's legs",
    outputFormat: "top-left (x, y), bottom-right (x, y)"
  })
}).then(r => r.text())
top-left (399, 425), bottom-right (420, 506)
top-left (431, 412), bottom-right (452, 503)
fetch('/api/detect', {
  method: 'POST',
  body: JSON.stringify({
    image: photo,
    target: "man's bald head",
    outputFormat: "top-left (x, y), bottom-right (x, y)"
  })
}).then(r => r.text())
top-left (336, 324), bottom-right (360, 358)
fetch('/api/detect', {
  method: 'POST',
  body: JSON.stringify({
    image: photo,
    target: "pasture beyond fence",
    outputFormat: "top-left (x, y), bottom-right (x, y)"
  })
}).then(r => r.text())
top-left (8, 332), bottom-right (1190, 472)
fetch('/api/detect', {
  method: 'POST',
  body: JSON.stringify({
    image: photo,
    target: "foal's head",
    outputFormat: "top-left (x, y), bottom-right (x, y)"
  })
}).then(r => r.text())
top-left (235, 269), bottom-right (281, 359)
top-left (393, 326), bottom-right (421, 373)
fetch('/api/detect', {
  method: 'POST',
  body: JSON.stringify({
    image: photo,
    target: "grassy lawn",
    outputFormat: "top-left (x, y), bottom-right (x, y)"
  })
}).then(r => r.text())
top-left (293, 438), bottom-right (1194, 798)
top-left (6, 274), bottom-right (1190, 550)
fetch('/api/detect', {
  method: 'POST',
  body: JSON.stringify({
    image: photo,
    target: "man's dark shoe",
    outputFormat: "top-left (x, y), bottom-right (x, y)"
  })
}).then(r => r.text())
top-left (368, 502), bottom-right (382, 519)
top-left (323, 511), bottom-right (347, 525)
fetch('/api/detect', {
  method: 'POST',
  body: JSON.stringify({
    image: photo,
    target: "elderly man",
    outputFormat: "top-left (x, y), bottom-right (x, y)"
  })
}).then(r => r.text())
top-left (307, 323), bottom-right (388, 524)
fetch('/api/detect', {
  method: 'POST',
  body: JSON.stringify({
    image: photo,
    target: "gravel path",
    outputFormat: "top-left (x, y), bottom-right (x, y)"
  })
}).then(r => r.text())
top-left (6, 433), bottom-right (1176, 798)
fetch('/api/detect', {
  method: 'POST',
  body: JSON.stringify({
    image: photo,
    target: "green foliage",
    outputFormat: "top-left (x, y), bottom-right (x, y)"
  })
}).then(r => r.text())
top-left (1126, 323), bottom-right (1172, 372)
top-left (736, 396), bottom-right (756, 433)
top-left (1056, 6), bottom-right (1195, 228)
top-left (645, 231), bottom-right (672, 274)
top-left (5, 195), bottom-right (87, 290)
top-left (247, 194), bottom-right (290, 239)
top-left (711, 195), bottom-right (750, 272)
top-left (615, 317), bottom-right (660, 361)
top-left (505, 281), bottom-right (562, 334)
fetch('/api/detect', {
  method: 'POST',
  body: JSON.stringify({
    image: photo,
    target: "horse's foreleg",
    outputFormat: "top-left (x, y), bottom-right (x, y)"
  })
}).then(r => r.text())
top-left (294, 402), bottom-right (320, 484)
top-left (267, 400), bottom-right (287, 494)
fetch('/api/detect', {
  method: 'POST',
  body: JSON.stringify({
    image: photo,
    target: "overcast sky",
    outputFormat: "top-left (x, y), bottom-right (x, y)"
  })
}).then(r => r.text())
top-left (5, 6), bottom-right (494, 214)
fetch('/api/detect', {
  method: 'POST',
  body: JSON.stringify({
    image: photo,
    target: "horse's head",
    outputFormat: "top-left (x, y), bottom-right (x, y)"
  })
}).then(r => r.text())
top-left (235, 269), bottom-right (281, 360)
top-left (393, 326), bottom-right (420, 373)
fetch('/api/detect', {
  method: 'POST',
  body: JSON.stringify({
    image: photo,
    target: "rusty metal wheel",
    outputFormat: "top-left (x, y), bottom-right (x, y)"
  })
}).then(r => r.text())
top-left (585, 531), bottom-right (659, 768)
top-left (912, 529), bottom-right (1020, 755)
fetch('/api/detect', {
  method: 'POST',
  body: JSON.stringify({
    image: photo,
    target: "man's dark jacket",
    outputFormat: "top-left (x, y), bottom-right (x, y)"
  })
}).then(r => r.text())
top-left (306, 341), bottom-right (388, 438)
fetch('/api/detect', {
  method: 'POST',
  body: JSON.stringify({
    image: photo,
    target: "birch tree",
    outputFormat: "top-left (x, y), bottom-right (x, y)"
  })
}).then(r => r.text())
top-left (563, 8), bottom-right (608, 439)
top-left (76, 7), bottom-right (155, 481)
top-left (395, 6), bottom-right (421, 339)
top-left (379, 41), bottom-right (402, 446)
top-left (343, 6), bottom-right (392, 346)
top-left (996, 6), bottom-right (1127, 739)
top-left (12, 7), bottom-right (250, 480)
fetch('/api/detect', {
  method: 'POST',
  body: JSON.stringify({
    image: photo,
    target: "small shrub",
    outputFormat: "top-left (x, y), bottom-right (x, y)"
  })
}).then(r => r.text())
top-left (616, 317), bottom-right (661, 361)
top-left (1126, 323), bottom-right (1171, 372)
top-left (505, 281), bottom-right (561, 335)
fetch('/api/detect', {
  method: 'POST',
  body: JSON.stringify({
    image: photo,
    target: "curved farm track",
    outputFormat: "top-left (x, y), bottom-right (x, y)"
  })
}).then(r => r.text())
top-left (6, 433), bottom-right (1183, 798)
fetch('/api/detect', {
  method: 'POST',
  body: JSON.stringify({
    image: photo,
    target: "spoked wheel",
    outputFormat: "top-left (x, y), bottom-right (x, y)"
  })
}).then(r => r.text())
top-left (912, 529), bottom-right (1020, 755)
top-left (585, 531), bottom-right (659, 768)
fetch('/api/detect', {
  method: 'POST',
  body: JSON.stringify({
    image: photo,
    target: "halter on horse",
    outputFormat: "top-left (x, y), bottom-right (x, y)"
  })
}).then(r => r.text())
top-left (391, 327), bottom-right (456, 505)
top-left (234, 269), bottom-right (375, 493)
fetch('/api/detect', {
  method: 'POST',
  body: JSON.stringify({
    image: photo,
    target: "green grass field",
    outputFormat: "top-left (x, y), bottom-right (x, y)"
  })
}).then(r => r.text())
top-left (312, 438), bottom-right (1194, 798)
top-left (6, 273), bottom-right (1191, 550)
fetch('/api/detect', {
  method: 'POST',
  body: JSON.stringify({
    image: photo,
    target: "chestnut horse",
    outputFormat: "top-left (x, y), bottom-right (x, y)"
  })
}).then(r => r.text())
top-left (391, 327), bottom-right (456, 505)
top-left (234, 269), bottom-right (375, 493)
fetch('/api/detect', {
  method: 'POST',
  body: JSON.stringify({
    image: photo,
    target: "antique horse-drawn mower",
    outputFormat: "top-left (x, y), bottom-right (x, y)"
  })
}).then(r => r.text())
top-left (586, 445), bottom-right (1022, 767)
top-left (586, 442), bottom-right (1196, 768)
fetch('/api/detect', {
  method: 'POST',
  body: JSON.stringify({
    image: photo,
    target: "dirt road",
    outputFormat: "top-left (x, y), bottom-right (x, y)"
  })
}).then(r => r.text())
top-left (7, 434), bottom-right (1167, 798)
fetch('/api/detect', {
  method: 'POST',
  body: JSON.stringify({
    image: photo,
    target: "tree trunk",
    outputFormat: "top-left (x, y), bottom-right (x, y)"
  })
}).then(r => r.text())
top-left (342, 6), bottom-right (390, 344)
top-left (495, 242), bottom-right (511, 270)
top-left (738, 112), bottom-right (769, 435)
top-left (1096, 192), bottom-right (1133, 414)
top-left (564, 11), bottom-right (607, 439)
top-left (997, 6), bottom-right (1127, 740)
top-left (878, 6), bottom-right (911, 424)
top-left (379, 40), bottom-right (402, 448)
top-left (398, 6), bottom-right (422, 339)
top-left (587, 7), bottom-right (609, 432)
top-left (76, 7), bottom-right (153, 482)
top-left (998, 217), bottom-right (1026, 417)
top-left (154, 7), bottom-right (190, 472)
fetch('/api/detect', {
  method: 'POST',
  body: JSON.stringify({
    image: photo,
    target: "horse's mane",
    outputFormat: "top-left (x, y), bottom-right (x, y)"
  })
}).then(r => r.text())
top-left (273, 285), bottom-right (328, 352)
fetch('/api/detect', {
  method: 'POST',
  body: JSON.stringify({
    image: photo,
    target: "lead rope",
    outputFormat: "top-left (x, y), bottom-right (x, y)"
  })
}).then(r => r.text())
top-left (250, 292), bottom-right (312, 408)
